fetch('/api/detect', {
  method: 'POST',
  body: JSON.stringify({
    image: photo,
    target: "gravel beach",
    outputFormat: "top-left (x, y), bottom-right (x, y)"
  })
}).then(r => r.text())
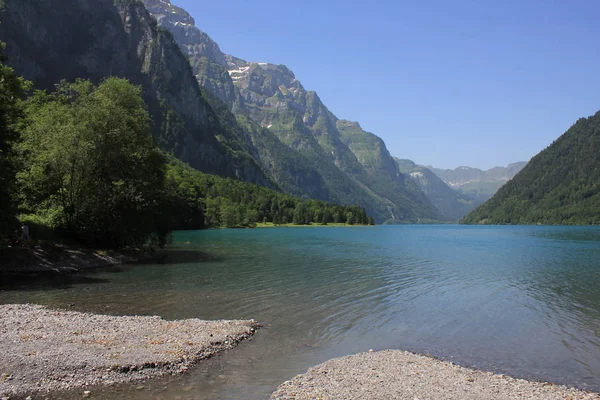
top-left (270, 350), bottom-right (600, 400)
top-left (0, 304), bottom-right (259, 398)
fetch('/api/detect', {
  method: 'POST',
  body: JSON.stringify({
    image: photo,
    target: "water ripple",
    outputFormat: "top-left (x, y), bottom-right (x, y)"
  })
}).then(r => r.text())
top-left (2, 226), bottom-right (600, 399)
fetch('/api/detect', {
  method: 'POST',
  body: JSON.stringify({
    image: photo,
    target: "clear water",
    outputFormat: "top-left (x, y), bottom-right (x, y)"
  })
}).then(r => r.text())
top-left (2, 225), bottom-right (600, 399)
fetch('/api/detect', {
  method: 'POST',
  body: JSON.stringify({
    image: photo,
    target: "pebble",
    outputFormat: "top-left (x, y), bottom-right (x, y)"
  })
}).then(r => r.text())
top-left (0, 304), bottom-right (258, 398)
top-left (270, 350), bottom-right (600, 400)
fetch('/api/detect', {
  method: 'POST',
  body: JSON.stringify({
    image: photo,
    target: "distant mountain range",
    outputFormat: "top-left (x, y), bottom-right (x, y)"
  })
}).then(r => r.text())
top-left (462, 112), bottom-right (600, 225)
top-left (428, 162), bottom-right (527, 203)
top-left (395, 159), bottom-right (484, 221)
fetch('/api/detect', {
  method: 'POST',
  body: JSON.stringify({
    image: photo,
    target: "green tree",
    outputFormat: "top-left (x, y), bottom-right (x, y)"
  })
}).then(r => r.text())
top-left (293, 202), bottom-right (310, 225)
top-left (0, 45), bottom-right (29, 236)
top-left (220, 201), bottom-right (241, 228)
top-left (18, 78), bottom-right (169, 248)
top-left (161, 156), bottom-right (377, 230)
top-left (321, 209), bottom-right (331, 225)
top-left (346, 211), bottom-right (355, 225)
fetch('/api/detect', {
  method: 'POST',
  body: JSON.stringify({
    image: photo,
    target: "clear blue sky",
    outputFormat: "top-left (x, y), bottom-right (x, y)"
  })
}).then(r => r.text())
top-left (175, 0), bottom-right (600, 170)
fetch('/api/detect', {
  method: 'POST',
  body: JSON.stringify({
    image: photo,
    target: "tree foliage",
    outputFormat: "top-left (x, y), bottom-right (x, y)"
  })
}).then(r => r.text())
top-left (164, 157), bottom-right (374, 229)
top-left (462, 111), bottom-right (600, 225)
top-left (18, 78), bottom-right (170, 247)
top-left (0, 44), bottom-right (29, 236)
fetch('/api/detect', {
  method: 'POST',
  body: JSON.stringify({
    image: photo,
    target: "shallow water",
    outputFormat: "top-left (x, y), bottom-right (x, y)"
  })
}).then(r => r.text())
top-left (2, 225), bottom-right (600, 399)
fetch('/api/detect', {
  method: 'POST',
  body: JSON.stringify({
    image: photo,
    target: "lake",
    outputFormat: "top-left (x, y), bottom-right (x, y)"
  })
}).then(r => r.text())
top-left (2, 225), bottom-right (600, 399)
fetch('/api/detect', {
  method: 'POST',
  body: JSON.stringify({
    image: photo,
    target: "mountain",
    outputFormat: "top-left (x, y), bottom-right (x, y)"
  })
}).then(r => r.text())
top-left (140, 0), bottom-right (237, 105)
top-left (428, 162), bottom-right (527, 202)
top-left (0, 0), bottom-right (274, 188)
top-left (139, 0), bottom-right (441, 223)
top-left (462, 111), bottom-right (600, 225)
top-left (395, 159), bottom-right (482, 221)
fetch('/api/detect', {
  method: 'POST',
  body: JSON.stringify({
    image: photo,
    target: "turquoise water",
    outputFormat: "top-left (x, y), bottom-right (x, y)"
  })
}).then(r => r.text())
top-left (2, 225), bottom-right (600, 399)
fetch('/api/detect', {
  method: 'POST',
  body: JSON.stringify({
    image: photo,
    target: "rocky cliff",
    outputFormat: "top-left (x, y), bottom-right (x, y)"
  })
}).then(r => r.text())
top-left (141, 0), bottom-right (237, 105)
top-left (0, 0), bottom-right (273, 188)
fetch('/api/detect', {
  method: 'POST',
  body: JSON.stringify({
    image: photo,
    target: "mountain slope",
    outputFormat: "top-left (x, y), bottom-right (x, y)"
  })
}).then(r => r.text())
top-left (429, 162), bottom-right (526, 202)
top-left (141, 0), bottom-right (440, 223)
top-left (462, 111), bottom-right (600, 225)
top-left (227, 59), bottom-right (440, 223)
top-left (141, 0), bottom-right (237, 105)
top-left (394, 159), bottom-right (481, 221)
top-left (0, 0), bottom-right (273, 187)
top-left (337, 121), bottom-right (440, 222)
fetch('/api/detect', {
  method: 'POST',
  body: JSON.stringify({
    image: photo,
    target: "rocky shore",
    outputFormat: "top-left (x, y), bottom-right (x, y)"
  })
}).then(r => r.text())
top-left (270, 350), bottom-right (600, 400)
top-left (0, 304), bottom-right (259, 398)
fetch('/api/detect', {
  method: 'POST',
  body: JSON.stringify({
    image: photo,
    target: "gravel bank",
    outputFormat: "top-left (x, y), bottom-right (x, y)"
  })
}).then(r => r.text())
top-left (271, 350), bottom-right (600, 400)
top-left (0, 304), bottom-right (259, 398)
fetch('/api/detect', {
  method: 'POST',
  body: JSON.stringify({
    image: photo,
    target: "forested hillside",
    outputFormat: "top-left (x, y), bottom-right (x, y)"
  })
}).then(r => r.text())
top-left (166, 158), bottom-right (374, 229)
top-left (462, 111), bottom-right (600, 225)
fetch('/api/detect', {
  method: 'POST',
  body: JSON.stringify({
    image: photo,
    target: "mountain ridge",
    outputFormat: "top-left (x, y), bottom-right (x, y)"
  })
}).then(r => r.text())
top-left (140, 0), bottom-right (441, 223)
top-left (428, 162), bottom-right (527, 202)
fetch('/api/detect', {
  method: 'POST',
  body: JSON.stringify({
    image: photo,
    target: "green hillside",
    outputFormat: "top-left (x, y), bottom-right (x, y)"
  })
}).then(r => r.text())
top-left (462, 111), bottom-right (600, 225)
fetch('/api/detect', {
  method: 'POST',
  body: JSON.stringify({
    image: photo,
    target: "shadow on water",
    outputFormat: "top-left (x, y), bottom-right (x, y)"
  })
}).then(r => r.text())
top-left (0, 247), bottom-right (221, 292)
top-left (154, 248), bottom-right (223, 264)
top-left (524, 226), bottom-right (600, 243)
top-left (0, 272), bottom-right (115, 292)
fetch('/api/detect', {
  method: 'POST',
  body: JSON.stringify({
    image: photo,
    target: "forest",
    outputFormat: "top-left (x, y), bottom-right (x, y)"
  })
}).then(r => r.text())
top-left (0, 52), bottom-right (373, 249)
top-left (462, 111), bottom-right (600, 225)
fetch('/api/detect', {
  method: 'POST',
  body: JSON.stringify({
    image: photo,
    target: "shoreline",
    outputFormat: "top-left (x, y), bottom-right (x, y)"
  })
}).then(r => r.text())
top-left (254, 222), bottom-right (373, 228)
top-left (0, 242), bottom-right (162, 277)
top-left (0, 304), bottom-right (259, 398)
top-left (270, 350), bottom-right (600, 400)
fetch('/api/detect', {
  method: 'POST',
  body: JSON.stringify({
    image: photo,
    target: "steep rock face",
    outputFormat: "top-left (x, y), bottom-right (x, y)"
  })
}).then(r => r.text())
top-left (395, 159), bottom-right (482, 221)
top-left (140, 0), bottom-right (440, 223)
top-left (141, 0), bottom-right (236, 105)
top-left (200, 90), bottom-right (333, 201)
top-left (228, 60), bottom-right (439, 222)
top-left (463, 111), bottom-right (600, 225)
top-left (229, 59), bottom-right (362, 173)
top-left (139, 0), bottom-right (342, 207)
top-left (338, 120), bottom-right (400, 178)
top-left (429, 162), bottom-right (526, 202)
top-left (0, 0), bottom-right (273, 187)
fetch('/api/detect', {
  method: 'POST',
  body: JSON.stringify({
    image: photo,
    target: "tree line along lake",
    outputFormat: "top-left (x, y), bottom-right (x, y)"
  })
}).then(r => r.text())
top-left (1, 225), bottom-right (600, 399)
